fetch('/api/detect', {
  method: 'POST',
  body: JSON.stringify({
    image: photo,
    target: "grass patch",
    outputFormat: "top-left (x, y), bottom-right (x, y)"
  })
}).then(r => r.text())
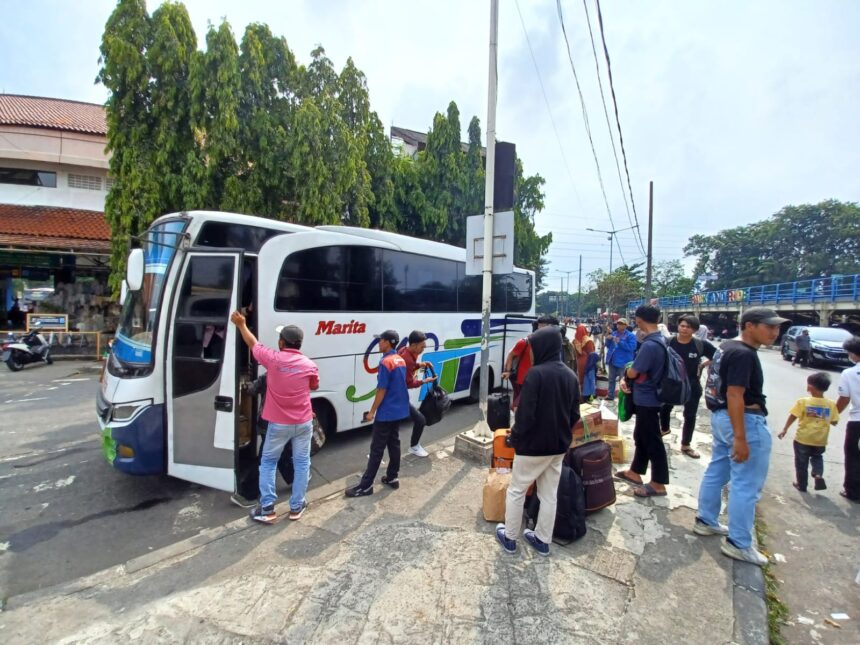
top-left (755, 517), bottom-right (789, 645)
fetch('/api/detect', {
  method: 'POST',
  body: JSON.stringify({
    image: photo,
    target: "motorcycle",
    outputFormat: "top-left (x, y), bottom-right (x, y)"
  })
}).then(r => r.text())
top-left (2, 327), bottom-right (53, 371)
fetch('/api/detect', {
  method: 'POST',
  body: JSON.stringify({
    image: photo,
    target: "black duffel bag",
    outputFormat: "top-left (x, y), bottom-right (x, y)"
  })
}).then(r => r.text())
top-left (418, 365), bottom-right (451, 426)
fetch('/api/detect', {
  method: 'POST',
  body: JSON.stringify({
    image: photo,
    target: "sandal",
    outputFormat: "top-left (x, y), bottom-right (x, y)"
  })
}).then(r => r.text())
top-left (681, 446), bottom-right (700, 459)
top-left (633, 483), bottom-right (667, 498)
top-left (614, 470), bottom-right (642, 485)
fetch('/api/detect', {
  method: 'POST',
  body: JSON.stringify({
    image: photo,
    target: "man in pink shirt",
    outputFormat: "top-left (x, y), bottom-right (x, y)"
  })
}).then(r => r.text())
top-left (231, 311), bottom-right (319, 524)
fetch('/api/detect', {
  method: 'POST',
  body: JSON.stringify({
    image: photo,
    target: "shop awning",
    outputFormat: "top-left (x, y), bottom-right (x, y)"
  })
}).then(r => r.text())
top-left (0, 204), bottom-right (110, 255)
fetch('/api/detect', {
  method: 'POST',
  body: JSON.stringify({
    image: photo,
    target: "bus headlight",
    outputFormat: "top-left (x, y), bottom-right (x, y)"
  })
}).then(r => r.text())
top-left (110, 400), bottom-right (152, 422)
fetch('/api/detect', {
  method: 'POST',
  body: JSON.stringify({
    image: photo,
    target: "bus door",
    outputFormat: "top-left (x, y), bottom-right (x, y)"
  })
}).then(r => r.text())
top-left (166, 250), bottom-right (243, 491)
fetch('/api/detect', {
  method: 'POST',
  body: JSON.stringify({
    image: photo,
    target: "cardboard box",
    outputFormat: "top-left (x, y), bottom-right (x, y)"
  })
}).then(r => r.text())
top-left (600, 409), bottom-right (619, 437)
top-left (571, 403), bottom-right (604, 448)
top-left (604, 436), bottom-right (627, 463)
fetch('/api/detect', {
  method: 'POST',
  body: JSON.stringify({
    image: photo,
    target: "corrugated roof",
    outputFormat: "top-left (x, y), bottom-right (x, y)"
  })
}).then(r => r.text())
top-left (0, 95), bottom-right (107, 135)
top-left (0, 204), bottom-right (110, 252)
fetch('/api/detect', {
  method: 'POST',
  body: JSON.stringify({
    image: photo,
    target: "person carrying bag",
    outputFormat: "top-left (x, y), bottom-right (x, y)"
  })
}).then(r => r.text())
top-left (418, 365), bottom-right (451, 426)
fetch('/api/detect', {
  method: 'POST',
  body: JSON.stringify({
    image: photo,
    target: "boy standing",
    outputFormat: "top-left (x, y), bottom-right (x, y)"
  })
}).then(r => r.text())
top-left (836, 336), bottom-right (860, 502)
top-left (346, 330), bottom-right (409, 497)
top-left (778, 372), bottom-right (839, 492)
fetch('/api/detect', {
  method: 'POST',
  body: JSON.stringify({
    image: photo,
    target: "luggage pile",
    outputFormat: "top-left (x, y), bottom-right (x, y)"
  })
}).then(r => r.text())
top-left (482, 400), bottom-right (626, 544)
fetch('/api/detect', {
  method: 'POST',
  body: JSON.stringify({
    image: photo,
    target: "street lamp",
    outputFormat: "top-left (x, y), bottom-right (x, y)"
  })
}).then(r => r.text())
top-left (585, 225), bottom-right (638, 275)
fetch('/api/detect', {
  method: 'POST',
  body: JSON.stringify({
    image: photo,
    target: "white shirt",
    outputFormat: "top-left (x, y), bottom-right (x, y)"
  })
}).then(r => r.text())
top-left (837, 362), bottom-right (860, 422)
top-left (694, 325), bottom-right (709, 340)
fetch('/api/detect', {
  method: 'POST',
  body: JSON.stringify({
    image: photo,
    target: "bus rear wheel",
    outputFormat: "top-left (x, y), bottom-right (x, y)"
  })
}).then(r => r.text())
top-left (311, 400), bottom-right (334, 455)
top-left (467, 368), bottom-right (494, 403)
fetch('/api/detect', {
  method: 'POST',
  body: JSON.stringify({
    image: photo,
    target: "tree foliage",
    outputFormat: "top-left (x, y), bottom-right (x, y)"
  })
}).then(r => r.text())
top-left (98, 0), bottom-right (552, 293)
top-left (651, 259), bottom-right (695, 297)
top-left (684, 200), bottom-right (860, 289)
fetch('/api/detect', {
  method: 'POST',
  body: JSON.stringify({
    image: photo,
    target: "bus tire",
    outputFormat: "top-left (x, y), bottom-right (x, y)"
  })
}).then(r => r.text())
top-left (467, 367), bottom-right (494, 403)
top-left (311, 399), bottom-right (334, 455)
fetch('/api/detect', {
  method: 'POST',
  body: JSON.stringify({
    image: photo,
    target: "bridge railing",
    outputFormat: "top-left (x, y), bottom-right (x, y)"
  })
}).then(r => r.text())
top-left (628, 273), bottom-right (860, 311)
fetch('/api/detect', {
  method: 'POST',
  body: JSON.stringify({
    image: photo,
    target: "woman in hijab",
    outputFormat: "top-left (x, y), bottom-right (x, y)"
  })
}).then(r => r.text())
top-left (574, 324), bottom-right (597, 400)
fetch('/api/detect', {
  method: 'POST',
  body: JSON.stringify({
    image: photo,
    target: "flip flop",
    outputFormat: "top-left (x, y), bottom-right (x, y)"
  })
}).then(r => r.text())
top-left (633, 483), bottom-right (667, 498)
top-left (681, 446), bottom-right (701, 459)
top-left (614, 470), bottom-right (642, 485)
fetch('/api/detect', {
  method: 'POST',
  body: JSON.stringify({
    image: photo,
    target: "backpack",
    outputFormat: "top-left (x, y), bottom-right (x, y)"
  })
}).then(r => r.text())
top-left (704, 347), bottom-right (725, 411)
top-left (647, 337), bottom-right (690, 406)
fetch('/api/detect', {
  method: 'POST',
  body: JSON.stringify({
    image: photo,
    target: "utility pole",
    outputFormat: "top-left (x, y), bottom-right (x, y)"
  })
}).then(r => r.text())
top-left (476, 0), bottom-right (498, 439)
top-left (586, 225), bottom-right (638, 277)
top-left (645, 180), bottom-right (654, 298)
top-left (577, 254), bottom-right (582, 318)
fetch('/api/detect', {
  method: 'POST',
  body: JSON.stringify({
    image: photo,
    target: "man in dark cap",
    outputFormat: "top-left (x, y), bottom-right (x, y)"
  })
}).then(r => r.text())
top-left (231, 311), bottom-right (319, 524)
top-left (346, 329), bottom-right (410, 497)
top-left (695, 307), bottom-right (787, 566)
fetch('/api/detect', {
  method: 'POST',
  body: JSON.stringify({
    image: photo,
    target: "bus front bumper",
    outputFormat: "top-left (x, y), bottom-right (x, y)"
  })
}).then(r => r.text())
top-left (98, 403), bottom-right (166, 476)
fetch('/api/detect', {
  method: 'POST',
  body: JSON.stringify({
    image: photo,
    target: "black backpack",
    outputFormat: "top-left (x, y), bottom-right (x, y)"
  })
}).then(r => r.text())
top-left (704, 347), bottom-right (726, 411)
top-left (647, 337), bottom-right (691, 406)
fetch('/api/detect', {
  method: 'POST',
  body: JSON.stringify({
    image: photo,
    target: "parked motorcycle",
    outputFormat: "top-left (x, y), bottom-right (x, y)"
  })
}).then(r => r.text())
top-left (2, 328), bottom-right (53, 371)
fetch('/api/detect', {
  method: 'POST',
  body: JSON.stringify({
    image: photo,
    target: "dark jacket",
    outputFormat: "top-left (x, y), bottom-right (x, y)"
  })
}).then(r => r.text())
top-left (511, 326), bottom-right (581, 456)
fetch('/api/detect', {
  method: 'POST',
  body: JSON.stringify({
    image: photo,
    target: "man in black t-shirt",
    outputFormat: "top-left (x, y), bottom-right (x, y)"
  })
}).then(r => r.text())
top-left (659, 315), bottom-right (716, 458)
top-left (695, 307), bottom-right (787, 567)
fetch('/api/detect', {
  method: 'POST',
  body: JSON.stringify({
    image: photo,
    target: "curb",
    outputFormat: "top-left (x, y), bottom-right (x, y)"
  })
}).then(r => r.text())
top-left (731, 560), bottom-right (769, 644)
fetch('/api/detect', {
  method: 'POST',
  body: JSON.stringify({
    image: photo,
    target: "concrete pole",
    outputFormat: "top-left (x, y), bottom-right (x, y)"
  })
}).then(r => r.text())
top-left (476, 0), bottom-right (498, 439)
top-left (645, 180), bottom-right (654, 297)
top-left (577, 254), bottom-right (583, 319)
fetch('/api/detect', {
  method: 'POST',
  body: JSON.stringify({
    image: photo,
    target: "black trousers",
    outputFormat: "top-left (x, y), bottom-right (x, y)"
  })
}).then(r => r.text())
top-left (631, 405), bottom-right (669, 485)
top-left (793, 441), bottom-right (825, 491)
top-left (845, 421), bottom-right (860, 500)
top-left (358, 419), bottom-right (403, 490)
top-left (659, 384), bottom-right (703, 447)
top-left (793, 349), bottom-right (811, 366)
top-left (409, 404), bottom-right (426, 448)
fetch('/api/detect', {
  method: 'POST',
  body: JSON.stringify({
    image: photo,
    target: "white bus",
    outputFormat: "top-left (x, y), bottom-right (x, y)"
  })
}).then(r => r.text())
top-left (97, 211), bottom-right (535, 496)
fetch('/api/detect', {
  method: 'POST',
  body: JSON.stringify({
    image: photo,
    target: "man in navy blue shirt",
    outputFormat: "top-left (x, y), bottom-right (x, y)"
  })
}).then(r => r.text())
top-left (615, 304), bottom-right (669, 497)
top-left (346, 330), bottom-right (410, 497)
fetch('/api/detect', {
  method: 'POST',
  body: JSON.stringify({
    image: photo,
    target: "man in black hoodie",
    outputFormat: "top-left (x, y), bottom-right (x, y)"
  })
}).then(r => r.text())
top-left (496, 325), bottom-right (581, 557)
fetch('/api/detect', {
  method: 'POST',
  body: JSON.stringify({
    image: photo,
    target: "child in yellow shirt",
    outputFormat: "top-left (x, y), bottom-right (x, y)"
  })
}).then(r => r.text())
top-left (778, 372), bottom-right (839, 492)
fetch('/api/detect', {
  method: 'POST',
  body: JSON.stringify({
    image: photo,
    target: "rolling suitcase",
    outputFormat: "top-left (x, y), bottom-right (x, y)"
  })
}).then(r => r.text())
top-left (567, 440), bottom-right (615, 513)
top-left (523, 462), bottom-right (587, 544)
top-left (487, 389), bottom-right (511, 431)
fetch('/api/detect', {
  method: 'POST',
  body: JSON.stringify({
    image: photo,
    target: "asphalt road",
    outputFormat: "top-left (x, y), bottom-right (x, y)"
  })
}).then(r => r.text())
top-left (0, 361), bottom-right (482, 601)
top-left (756, 350), bottom-right (859, 644)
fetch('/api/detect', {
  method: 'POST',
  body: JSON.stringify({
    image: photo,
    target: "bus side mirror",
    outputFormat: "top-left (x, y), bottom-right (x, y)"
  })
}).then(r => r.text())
top-left (127, 249), bottom-right (144, 291)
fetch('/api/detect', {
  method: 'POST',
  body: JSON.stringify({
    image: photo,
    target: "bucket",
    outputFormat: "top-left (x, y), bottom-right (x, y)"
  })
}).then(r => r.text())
top-left (595, 376), bottom-right (609, 398)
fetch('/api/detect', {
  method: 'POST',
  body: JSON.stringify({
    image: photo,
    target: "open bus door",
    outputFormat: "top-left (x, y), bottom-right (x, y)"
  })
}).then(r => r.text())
top-left (165, 250), bottom-right (243, 491)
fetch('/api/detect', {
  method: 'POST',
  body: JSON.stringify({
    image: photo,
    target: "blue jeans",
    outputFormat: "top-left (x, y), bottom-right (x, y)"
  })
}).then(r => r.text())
top-left (698, 410), bottom-right (772, 549)
top-left (260, 420), bottom-right (312, 511)
top-left (607, 363), bottom-right (624, 399)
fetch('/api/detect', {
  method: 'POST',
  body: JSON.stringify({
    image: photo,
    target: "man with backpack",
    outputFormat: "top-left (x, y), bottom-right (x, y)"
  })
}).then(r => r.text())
top-left (695, 307), bottom-right (787, 566)
top-left (659, 314), bottom-right (717, 458)
top-left (502, 315), bottom-right (558, 410)
top-left (495, 325), bottom-right (581, 557)
top-left (614, 304), bottom-right (671, 498)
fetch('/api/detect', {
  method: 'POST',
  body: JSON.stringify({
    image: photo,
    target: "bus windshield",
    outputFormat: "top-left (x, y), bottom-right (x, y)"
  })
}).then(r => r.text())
top-left (111, 219), bottom-right (187, 373)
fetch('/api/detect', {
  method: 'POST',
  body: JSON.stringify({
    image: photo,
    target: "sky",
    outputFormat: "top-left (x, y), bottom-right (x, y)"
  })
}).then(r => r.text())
top-left (2, 0), bottom-right (859, 292)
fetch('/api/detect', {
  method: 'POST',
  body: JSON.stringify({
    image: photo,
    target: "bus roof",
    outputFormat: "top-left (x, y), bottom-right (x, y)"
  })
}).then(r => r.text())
top-left (152, 210), bottom-right (313, 234)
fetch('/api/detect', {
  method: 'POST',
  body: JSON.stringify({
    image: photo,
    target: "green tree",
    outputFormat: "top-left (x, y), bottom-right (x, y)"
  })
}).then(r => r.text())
top-left (589, 267), bottom-right (643, 314)
top-left (513, 159), bottom-right (552, 290)
top-left (97, 0), bottom-right (159, 294)
top-left (651, 259), bottom-right (695, 297)
top-left (684, 200), bottom-right (860, 288)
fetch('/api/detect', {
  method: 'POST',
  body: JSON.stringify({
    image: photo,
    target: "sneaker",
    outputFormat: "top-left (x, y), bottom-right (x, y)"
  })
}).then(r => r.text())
top-left (381, 475), bottom-right (400, 489)
top-left (523, 529), bottom-right (550, 556)
top-left (495, 523), bottom-right (517, 554)
top-left (249, 504), bottom-right (277, 524)
top-left (720, 538), bottom-right (768, 567)
top-left (230, 493), bottom-right (258, 508)
top-left (345, 485), bottom-right (374, 498)
top-left (408, 444), bottom-right (429, 458)
top-left (289, 500), bottom-right (309, 521)
top-left (814, 476), bottom-right (827, 491)
top-left (693, 518), bottom-right (729, 536)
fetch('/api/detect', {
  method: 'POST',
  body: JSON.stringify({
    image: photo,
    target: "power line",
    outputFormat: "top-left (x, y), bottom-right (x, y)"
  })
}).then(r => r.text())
top-left (513, 0), bottom-right (584, 212)
top-left (579, 0), bottom-right (644, 255)
top-left (594, 0), bottom-right (644, 253)
top-left (555, 0), bottom-right (627, 267)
